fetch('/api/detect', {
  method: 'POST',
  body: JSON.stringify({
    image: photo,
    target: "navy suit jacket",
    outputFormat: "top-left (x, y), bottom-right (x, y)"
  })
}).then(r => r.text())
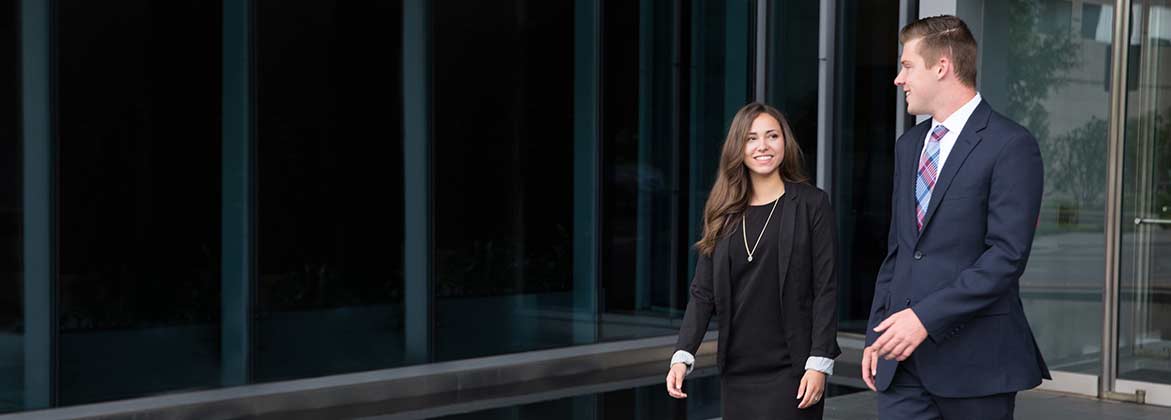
top-left (866, 100), bottom-right (1051, 397)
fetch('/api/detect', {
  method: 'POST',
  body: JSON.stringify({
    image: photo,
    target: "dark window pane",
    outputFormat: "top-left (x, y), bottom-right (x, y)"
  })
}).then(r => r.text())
top-left (686, 0), bottom-right (752, 290)
top-left (432, 0), bottom-right (576, 361)
top-left (832, 0), bottom-right (899, 333)
top-left (598, 0), bottom-right (752, 342)
top-left (57, 0), bottom-right (222, 404)
top-left (0, 0), bottom-right (20, 413)
top-left (766, 0), bottom-right (819, 179)
top-left (598, 0), bottom-right (690, 341)
top-left (255, 0), bottom-right (405, 381)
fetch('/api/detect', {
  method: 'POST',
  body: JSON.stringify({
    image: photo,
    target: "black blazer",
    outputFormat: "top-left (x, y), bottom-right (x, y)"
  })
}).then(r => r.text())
top-left (676, 181), bottom-right (841, 371)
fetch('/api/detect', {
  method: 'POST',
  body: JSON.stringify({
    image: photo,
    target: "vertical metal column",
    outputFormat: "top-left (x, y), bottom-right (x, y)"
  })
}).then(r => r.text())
top-left (816, 0), bottom-right (835, 190)
top-left (1102, 0), bottom-right (1132, 400)
top-left (754, 0), bottom-right (766, 102)
top-left (636, 0), bottom-right (655, 312)
top-left (404, 0), bottom-right (433, 364)
top-left (20, 0), bottom-right (56, 409)
top-left (572, 0), bottom-right (601, 344)
top-left (895, 0), bottom-right (913, 139)
top-left (686, 0), bottom-right (706, 285)
top-left (221, 0), bottom-right (254, 387)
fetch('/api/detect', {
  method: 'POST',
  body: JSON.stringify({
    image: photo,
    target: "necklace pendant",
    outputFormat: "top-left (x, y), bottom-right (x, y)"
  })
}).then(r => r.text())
top-left (747, 255), bottom-right (753, 262)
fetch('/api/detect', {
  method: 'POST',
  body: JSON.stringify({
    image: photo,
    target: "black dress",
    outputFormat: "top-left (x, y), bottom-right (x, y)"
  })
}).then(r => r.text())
top-left (722, 199), bottom-right (824, 420)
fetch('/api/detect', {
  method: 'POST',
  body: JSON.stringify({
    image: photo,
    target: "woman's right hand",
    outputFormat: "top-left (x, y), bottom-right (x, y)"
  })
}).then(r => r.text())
top-left (665, 363), bottom-right (689, 398)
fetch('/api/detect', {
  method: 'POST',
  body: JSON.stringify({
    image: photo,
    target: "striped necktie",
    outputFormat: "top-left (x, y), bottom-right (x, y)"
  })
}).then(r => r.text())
top-left (916, 125), bottom-right (948, 231)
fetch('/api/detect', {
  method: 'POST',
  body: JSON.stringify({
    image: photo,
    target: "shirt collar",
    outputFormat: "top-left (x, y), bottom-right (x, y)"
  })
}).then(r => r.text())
top-left (932, 92), bottom-right (982, 136)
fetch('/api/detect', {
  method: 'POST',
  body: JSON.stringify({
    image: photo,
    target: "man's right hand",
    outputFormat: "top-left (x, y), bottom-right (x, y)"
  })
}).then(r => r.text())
top-left (666, 363), bottom-right (689, 398)
top-left (861, 346), bottom-right (878, 391)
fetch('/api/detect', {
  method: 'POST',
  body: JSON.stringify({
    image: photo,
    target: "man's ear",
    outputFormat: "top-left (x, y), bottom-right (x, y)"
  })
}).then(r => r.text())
top-left (935, 57), bottom-right (949, 81)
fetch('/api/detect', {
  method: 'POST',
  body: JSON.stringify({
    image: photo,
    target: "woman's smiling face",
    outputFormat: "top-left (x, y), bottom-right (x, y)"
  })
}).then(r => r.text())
top-left (742, 113), bottom-right (785, 177)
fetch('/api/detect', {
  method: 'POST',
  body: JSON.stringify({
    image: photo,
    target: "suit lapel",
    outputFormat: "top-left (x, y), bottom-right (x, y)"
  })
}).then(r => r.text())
top-left (713, 221), bottom-right (733, 368)
top-left (775, 183), bottom-right (798, 311)
top-left (902, 122), bottom-right (931, 243)
top-left (714, 223), bottom-right (732, 307)
top-left (916, 101), bottom-right (990, 241)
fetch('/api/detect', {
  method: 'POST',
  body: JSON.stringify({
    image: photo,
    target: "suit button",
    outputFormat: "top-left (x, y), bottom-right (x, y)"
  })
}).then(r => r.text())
top-left (913, 251), bottom-right (923, 260)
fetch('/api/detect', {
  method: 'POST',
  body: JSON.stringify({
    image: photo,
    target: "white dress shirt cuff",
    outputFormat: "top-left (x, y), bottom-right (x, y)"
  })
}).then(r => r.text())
top-left (805, 356), bottom-right (835, 375)
top-left (672, 351), bottom-right (833, 376)
top-left (670, 350), bottom-right (695, 376)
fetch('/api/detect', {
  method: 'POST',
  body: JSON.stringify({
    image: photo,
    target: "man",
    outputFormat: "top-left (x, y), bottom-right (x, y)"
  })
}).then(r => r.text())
top-left (861, 15), bottom-right (1050, 420)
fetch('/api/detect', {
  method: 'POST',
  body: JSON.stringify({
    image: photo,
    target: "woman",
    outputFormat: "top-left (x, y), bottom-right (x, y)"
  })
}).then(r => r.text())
top-left (665, 103), bottom-right (840, 419)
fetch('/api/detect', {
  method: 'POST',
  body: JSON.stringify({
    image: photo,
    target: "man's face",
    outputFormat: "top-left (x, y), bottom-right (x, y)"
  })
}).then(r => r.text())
top-left (894, 38), bottom-right (939, 116)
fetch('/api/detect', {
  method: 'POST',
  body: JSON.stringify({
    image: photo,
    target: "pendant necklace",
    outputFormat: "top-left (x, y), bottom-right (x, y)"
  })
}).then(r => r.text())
top-left (742, 194), bottom-right (780, 263)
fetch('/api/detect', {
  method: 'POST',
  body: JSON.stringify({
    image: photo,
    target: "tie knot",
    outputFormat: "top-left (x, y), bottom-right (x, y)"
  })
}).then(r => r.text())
top-left (930, 125), bottom-right (948, 142)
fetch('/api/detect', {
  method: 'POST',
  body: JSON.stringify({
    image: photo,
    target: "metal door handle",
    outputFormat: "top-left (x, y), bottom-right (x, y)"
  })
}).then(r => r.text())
top-left (1134, 218), bottom-right (1171, 225)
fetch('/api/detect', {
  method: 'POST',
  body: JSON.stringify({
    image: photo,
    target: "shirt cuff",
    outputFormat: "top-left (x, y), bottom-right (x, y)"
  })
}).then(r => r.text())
top-left (670, 350), bottom-right (695, 376)
top-left (805, 356), bottom-right (834, 375)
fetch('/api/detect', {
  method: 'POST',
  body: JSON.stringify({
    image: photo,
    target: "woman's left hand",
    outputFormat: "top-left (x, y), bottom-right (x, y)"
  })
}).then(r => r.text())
top-left (796, 369), bottom-right (826, 409)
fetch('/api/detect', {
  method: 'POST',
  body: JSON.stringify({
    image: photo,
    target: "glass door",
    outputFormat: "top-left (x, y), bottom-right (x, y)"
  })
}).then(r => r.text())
top-left (1117, 0), bottom-right (1171, 405)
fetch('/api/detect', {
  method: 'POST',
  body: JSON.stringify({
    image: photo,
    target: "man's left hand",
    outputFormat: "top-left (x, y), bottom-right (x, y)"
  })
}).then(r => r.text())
top-left (872, 308), bottom-right (928, 361)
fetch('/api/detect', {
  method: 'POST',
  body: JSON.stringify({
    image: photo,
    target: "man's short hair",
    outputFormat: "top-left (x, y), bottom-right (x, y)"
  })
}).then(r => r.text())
top-left (900, 15), bottom-right (978, 88)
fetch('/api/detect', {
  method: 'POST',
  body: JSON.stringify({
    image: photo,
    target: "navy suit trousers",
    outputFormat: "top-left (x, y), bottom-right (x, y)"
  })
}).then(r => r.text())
top-left (877, 358), bottom-right (1016, 420)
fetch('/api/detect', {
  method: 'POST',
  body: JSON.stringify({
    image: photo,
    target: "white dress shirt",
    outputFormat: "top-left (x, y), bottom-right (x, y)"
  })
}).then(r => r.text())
top-left (920, 93), bottom-right (983, 172)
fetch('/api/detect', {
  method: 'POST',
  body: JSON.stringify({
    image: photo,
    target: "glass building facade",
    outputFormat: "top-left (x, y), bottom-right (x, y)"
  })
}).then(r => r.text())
top-left (2, 0), bottom-right (1170, 414)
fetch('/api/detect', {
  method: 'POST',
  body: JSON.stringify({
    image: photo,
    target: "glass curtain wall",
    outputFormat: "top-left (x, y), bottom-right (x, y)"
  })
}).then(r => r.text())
top-left (56, 0), bottom-right (223, 404)
top-left (1118, 0), bottom-right (1171, 387)
top-left (765, 0), bottom-right (820, 177)
top-left (254, 0), bottom-right (406, 383)
top-left (970, 0), bottom-right (1112, 375)
top-left (3, 0), bottom-right (758, 412)
top-left (600, 0), bottom-right (752, 341)
top-left (1, 0), bottom-right (20, 413)
top-left (431, 0), bottom-right (752, 357)
top-left (430, 0), bottom-right (578, 361)
top-left (832, 0), bottom-right (902, 333)
top-left (599, 0), bottom-right (690, 342)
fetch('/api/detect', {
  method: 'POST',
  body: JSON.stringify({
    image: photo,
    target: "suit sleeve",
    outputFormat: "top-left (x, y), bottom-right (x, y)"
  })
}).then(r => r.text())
top-left (676, 249), bottom-right (716, 355)
top-left (866, 151), bottom-right (901, 347)
top-left (913, 133), bottom-right (1044, 342)
top-left (809, 190), bottom-right (841, 359)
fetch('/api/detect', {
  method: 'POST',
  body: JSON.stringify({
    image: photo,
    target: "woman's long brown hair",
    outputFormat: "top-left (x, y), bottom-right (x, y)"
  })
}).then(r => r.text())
top-left (694, 103), bottom-right (809, 256)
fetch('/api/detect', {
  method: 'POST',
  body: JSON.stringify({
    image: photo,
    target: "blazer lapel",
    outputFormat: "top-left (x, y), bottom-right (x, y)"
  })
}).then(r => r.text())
top-left (713, 222), bottom-right (732, 307)
top-left (903, 122), bottom-right (931, 243)
top-left (916, 101), bottom-right (990, 240)
top-left (775, 183), bottom-right (799, 311)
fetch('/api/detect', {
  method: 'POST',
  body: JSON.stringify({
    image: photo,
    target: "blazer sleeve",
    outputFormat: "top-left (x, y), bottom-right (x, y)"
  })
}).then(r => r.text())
top-left (810, 190), bottom-right (842, 359)
top-left (676, 248), bottom-right (716, 355)
top-left (867, 156), bottom-right (901, 346)
top-left (913, 132), bottom-right (1044, 342)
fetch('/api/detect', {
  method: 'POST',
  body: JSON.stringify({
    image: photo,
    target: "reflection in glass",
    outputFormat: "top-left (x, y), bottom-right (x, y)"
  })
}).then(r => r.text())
top-left (429, 374), bottom-right (866, 420)
top-left (977, 0), bottom-right (1109, 374)
top-left (832, 0), bottom-right (900, 333)
top-left (598, 0), bottom-right (754, 341)
top-left (1118, 0), bottom-right (1171, 386)
top-left (433, 374), bottom-right (723, 420)
top-left (255, 0), bottom-right (405, 382)
top-left (56, 0), bottom-right (222, 404)
top-left (599, 0), bottom-right (688, 341)
top-left (432, 0), bottom-right (578, 361)
top-left (0, 0), bottom-right (20, 412)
